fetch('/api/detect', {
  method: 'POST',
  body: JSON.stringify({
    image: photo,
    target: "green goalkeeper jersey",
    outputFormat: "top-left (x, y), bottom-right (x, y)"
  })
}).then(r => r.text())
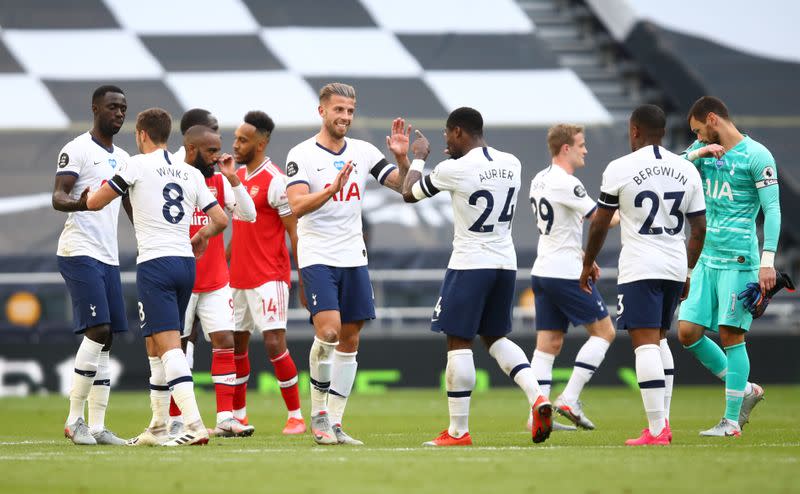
top-left (683, 135), bottom-right (780, 270)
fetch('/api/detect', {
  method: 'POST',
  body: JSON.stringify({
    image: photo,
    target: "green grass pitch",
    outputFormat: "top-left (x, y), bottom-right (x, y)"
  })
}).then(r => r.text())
top-left (1, 386), bottom-right (798, 494)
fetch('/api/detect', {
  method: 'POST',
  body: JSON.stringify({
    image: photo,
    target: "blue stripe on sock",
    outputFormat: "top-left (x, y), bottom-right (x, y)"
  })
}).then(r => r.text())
top-left (93, 379), bottom-right (110, 386)
top-left (638, 379), bottom-right (666, 389)
top-left (447, 390), bottom-right (472, 398)
top-left (329, 388), bottom-right (345, 397)
top-left (537, 380), bottom-right (552, 386)
top-left (509, 363), bottom-right (530, 380)
top-left (664, 369), bottom-right (675, 376)
top-left (574, 361), bottom-right (597, 372)
top-left (74, 368), bottom-right (97, 377)
top-left (167, 375), bottom-right (193, 388)
top-left (150, 384), bottom-right (169, 391)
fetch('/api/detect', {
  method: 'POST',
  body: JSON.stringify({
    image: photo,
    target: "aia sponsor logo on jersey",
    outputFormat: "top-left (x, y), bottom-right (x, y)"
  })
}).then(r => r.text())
top-left (249, 185), bottom-right (259, 198)
top-left (325, 182), bottom-right (361, 202)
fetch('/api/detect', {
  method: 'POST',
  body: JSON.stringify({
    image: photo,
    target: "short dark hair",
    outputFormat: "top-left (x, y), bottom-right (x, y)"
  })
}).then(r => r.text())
top-left (180, 108), bottom-right (216, 135)
top-left (92, 85), bottom-right (124, 104)
top-left (688, 96), bottom-right (729, 124)
top-left (630, 104), bottom-right (666, 138)
top-left (446, 107), bottom-right (483, 137)
top-left (244, 110), bottom-right (275, 137)
top-left (136, 108), bottom-right (171, 145)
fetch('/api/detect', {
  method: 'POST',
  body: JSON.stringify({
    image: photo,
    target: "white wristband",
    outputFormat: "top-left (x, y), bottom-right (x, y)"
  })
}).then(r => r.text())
top-left (687, 267), bottom-right (693, 279)
top-left (410, 159), bottom-right (425, 173)
top-left (687, 150), bottom-right (701, 161)
top-left (760, 251), bottom-right (775, 268)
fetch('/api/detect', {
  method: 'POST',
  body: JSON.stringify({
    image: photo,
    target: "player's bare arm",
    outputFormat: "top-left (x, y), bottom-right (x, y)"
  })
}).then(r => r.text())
top-left (580, 207), bottom-right (615, 293)
top-left (400, 130), bottom-right (431, 203)
top-left (286, 162), bottom-right (353, 218)
top-left (380, 118), bottom-right (412, 193)
top-left (122, 195), bottom-right (134, 224)
top-left (280, 213), bottom-right (306, 309)
top-left (86, 182), bottom-right (121, 211)
top-left (190, 203), bottom-right (228, 259)
top-left (686, 143), bottom-right (725, 161)
top-left (588, 208), bottom-right (620, 228)
top-left (52, 174), bottom-right (89, 212)
top-left (682, 213), bottom-right (707, 300)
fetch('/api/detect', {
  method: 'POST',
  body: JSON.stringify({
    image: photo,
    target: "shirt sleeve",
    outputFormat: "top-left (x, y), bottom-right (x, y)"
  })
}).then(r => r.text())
top-left (267, 174), bottom-right (292, 217)
top-left (685, 166), bottom-right (707, 217)
top-left (750, 148), bottom-right (781, 252)
top-left (285, 148), bottom-right (310, 189)
top-left (749, 148), bottom-right (779, 190)
top-left (561, 177), bottom-right (598, 217)
top-left (55, 141), bottom-right (82, 178)
top-left (597, 163), bottom-right (622, 210)
top-left (365, 142), bottom-right (396, 185)
top-left (423, 159), bottom-right (458, 196)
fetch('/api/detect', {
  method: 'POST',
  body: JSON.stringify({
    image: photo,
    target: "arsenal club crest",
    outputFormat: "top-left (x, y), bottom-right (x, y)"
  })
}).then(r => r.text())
top-left (249, 186), bottom-right (259, 198)
top-left (208, 186), bottom-right (218, 198)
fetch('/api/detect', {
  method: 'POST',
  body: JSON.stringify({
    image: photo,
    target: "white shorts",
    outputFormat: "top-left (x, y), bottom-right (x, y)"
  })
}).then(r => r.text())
top-left (232, 281), bottom-right (289, 333)
top-left (183, 284), bottom-right (235, 340)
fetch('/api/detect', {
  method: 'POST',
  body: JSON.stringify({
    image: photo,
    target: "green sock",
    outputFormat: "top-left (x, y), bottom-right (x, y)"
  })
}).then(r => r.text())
top-left (724, 342), bottom-right (750, 422)
top-left (684, 335), bottom-right (728, 378)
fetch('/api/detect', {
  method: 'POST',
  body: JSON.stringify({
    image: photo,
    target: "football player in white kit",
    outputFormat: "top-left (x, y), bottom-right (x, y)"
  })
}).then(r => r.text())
top-left (581, 105), bottom-right (707, 446)
top-left (396, 107), bottom-right (552, 447)
top-left (87, 110), bottom-right (229, 446)
top-left (54, 85), bottom-right (131, 446)
top-left (285, 82), bottom-right (410, 445)
top-left (528, 125), bottom-right (620, 431)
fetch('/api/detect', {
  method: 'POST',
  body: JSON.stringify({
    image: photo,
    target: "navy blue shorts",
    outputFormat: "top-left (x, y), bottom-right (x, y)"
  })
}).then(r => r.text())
top-left (58, 256), bottom-right (128, 334)
top-left (616, 279), bottom-right (684, 331)
top-left (431, 269), bottom-right (516, 340)
top-left (531, 276), bottom-right (608, 332)
top-left (136, 257), bottom-right (195, 337)
top-left (301, 264), bottom-right (375, 323)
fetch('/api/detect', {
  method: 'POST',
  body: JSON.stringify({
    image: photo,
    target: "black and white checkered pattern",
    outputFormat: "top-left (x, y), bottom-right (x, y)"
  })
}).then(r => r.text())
top-left (0, 0), bottom-right (612, 129)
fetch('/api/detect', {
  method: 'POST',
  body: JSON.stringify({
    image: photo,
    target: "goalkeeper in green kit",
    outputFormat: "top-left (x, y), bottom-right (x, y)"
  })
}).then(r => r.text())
top-left (677, 96), bottom-right (791, 437)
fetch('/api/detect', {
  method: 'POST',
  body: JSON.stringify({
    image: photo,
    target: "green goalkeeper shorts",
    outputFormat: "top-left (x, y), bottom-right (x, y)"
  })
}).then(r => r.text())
top-left (678, 262), bottom-right (758, 332)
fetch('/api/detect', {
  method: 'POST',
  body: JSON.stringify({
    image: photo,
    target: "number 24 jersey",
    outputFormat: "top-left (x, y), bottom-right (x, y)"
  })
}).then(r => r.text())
top-left (598, 145), bottom-right (705, 284)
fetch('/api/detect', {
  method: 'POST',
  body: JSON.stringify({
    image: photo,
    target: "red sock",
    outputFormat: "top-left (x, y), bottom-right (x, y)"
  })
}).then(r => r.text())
top-left (233, 352), bottom-right (250, 412)
top-left (169, 396), bottom-right (181, 418)
top-left (212, 348), bottom-right (236, 414)
top-left (271, 350), bottom-right (301, 412)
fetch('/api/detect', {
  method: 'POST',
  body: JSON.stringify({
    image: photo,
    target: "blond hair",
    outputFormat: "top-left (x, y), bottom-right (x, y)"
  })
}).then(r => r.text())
top-left (319, 82), bottom-right (356, 103)
top-left (547, 124), bottom-right (584, 157)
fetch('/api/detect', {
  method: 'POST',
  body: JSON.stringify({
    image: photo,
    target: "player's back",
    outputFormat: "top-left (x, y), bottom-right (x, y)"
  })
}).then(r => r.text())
top-left (530, 165), bottom-right (596, 279)
top-left (436, 146), bottom-right (520, 270)
top-left (121, 149), bottom-right (216, 263)
top-left (599, 145), bottom-right (705, 283)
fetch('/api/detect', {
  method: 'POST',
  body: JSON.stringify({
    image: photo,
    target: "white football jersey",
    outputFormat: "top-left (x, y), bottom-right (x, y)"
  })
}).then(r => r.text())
top-left (56, 132), bottom-right (130, 265)
top-left (173, 145), bottom-right (186, 164)
top-left (285, 137), bottom-right (395, 268)
top-left (530, 164), bottom-right (597, 279)
top-left (110, 149), bottom-right (217, 264)
top-left (421, 146), bottom-right (520, 270)
top-left (598, 145), bottom-right (705, 283)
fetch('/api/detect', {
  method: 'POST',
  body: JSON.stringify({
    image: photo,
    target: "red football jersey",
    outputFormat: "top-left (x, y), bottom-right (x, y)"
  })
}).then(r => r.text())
top-left (229, 159), bottom-right (292, 289)
top-left (189, 173), bottom-right (229, 293)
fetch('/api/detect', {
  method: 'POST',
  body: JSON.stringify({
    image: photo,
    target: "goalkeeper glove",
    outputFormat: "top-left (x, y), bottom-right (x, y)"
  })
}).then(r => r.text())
top-left (737, 271), bottom-right (795, 318)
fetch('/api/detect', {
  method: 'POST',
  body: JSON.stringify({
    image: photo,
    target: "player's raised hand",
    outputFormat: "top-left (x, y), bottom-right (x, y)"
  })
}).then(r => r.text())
top-left (412, 129), bottom-right (430, 160)
top-left (579, 264), bottom-right (595, 294)
top-left (329, 161), bottom-right (353, 195)
top-left (191, 232), bottom-right (209, 259)
top-left (78, 187), bottom-right (91, 210)
top-left (700, 144), bottom-right (725, 159)
top-left (681, 277), bottom-right (691, 301)
top-left (386, 118), bottom-right (411, 158)
top-left (217, 153), bottom-right (236, 176)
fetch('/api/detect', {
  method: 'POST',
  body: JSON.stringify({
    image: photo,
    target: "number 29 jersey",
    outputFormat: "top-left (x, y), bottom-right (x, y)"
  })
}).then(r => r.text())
top-left (530, 164), bottom-right (598, 279)
top-left (110, 149), bottom-right (217, 264)
top-left (424, 146), bottom-right (520, 271)
top-left (598, 145), bottom-right (705, 284)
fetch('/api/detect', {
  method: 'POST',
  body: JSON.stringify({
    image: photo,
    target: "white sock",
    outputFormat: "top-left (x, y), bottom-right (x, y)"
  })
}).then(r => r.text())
top-left (659, 338), bottom-right (675, 421)
top-left (561, 336), bottom-right (610, 403)
top-left (148, 356), bottom-right (170, 429)
top-left (87, 350), bottom-right (111, 433)
top-left (185, 340), bottom-right (195, 370)
top-left (67, 337), bottom-right (104, 424)
top-left (446, 349), bottom-right (475, 438)
top-left (744, 382), bottom-right (753, 395)
top-left (635, 344), bottom-right (666, 436)
top-left (162, 349), bottom-right (201, 425)
top-left (328, 350), bottom-right (358, 426)
top-left (530, 349), bottom-right (555, 399)
top-left (489, 337), bottom-right (543, 405)
top-left (309, 337), bottom-right (337, 416)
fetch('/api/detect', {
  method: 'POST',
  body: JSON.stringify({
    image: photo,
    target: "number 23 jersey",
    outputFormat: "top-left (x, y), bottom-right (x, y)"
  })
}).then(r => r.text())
top-left (425, 146), bottom-right (520, 271)
top-left (598, 145), bottom-right (705, 283)
top-left (111, 149), bottom-right (217, 264)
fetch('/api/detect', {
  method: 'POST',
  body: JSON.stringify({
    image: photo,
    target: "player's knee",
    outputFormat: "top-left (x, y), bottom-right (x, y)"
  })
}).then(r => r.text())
top-left (84, 324), bottom-right (111, 345)
top-left (316, 327), bottom-right (339, 343)
top-left (536, 331), bottom-right (563, 355)
top-left (677, 324), bottom-right (701, 347)
top-left (210, 331), bottom-right (234, 349)
top-left (263, 330), bottom-right (287, 355)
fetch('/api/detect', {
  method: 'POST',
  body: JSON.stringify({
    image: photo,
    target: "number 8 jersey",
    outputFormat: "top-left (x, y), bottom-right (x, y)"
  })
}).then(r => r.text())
top-left (421, 146), bottom-right (520, 270)
top-left (597, 145), bottom-right (705, 283)
top-left (109, 149), bottom-right (217, 264)
top-left (530, 164), bottom-right (598, 279)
